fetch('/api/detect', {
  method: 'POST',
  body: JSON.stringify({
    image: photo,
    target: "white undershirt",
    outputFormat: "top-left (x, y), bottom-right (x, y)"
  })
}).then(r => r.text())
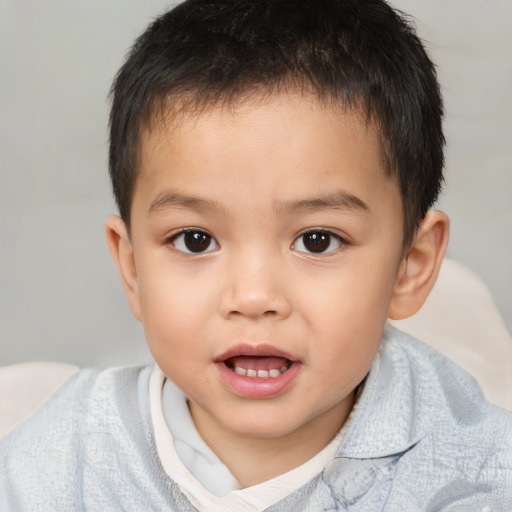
top-left (149, 365), bottom-right (351, 512)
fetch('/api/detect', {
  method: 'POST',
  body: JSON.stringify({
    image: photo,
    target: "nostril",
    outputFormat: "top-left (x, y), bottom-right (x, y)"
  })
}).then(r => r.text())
top-left (218, 286), bottom-right (292, 320)
top-left (227, 308), bottom-right (280, 319)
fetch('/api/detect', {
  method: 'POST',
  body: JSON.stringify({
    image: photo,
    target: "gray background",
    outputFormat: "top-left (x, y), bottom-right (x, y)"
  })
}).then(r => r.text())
top-left (1, 1), bottom-right (510, 367)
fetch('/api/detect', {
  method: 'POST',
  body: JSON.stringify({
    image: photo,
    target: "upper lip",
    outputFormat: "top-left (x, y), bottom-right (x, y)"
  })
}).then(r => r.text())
top-left (214, 343), bottom-right (296, 362)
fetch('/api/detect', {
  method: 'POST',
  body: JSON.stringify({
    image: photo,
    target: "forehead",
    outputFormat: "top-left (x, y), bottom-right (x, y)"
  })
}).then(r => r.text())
top-left (134, 92), bottom-right (400, 219)
top-left (140, 91), bottom-right (383, 162)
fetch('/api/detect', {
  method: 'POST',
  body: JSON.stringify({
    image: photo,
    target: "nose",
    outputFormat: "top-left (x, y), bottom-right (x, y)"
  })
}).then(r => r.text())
top-left (217, 250), bottom-right (292, 320)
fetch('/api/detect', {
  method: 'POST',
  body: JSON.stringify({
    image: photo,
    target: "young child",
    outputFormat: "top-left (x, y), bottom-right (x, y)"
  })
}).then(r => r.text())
top-left (1, 0), bottom-right (511, 510)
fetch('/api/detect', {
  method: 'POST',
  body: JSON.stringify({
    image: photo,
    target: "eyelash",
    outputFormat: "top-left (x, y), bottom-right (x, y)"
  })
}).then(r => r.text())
top-left (166, 228), bottom-right (347, 255)
top-left (167, 229), bottom-right (219, 254)
top-left (291, 229), bottom-right (346, 255)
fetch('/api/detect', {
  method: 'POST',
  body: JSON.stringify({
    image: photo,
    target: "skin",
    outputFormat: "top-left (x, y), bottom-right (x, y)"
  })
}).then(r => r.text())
top-left (107, 92), bottom-right (449, 487)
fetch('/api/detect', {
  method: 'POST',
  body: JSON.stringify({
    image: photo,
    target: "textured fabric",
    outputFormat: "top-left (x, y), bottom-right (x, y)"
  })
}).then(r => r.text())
top-left (0, 361), bottom-right (79, 439)
top-left (391, 258), bottom-right (512, 410)
top-left (0, 326), bottom-right (511, 511)
top-left (160, 372), bottom-right (241, 497)
top-left (154, 366), bottom-right (348, 510)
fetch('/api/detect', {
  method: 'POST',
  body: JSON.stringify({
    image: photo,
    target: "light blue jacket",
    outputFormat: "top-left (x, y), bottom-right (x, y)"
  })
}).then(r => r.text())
top-left (1, 326), bottom-right (511, 511)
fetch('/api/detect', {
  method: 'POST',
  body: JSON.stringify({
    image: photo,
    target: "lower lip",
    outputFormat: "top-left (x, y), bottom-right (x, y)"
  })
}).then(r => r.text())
top-left (216, 362), bottom-right (301, 398)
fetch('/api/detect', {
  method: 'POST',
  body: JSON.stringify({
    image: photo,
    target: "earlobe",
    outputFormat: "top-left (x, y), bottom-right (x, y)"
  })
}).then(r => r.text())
top-left (105, 216), bottom-right (142, 321)
top-left (388, 211), bottom-right (449, 320)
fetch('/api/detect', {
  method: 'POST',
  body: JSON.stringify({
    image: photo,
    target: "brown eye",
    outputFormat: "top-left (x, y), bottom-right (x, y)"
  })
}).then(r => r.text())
top-left (172, 230), bottom-right (219, 254)
top-left (293, 230), bottom-right (342, 254)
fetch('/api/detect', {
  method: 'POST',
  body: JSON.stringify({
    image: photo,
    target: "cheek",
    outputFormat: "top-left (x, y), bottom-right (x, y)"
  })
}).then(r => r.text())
top-left (304, 264), bottom-right (395, 323)
top-left (301, 259), bottom-right (397, 360)
top-left (136, 263), bottom-right (217, 354)
top-left (306, 295), bottom-right (383, 393)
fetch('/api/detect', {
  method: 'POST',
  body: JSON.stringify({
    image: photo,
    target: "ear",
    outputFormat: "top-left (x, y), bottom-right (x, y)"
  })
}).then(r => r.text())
top-left (105, 216), bottom-right (142, 322)
top-left (388, 210), bottom-right (449, 320)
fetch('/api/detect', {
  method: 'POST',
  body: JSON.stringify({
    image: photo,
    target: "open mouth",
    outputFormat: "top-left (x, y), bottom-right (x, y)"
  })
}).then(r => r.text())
top-left (216, 346), bottom-right (300, 397)
top-left (224, 355), bottom-right (294, 379)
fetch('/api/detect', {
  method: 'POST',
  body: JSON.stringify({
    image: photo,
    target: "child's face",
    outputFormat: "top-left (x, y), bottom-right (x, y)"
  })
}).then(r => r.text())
top-left (127, 93), bottom-right (405, 441)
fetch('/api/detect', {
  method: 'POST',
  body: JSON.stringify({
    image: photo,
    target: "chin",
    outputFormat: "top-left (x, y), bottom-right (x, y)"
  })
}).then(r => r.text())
top-left (221, 414), bottom-right (303, 440)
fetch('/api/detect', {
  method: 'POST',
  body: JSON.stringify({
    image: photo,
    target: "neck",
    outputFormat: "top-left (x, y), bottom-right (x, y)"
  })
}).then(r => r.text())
top-left (189, 394), bottom-right (354, 488)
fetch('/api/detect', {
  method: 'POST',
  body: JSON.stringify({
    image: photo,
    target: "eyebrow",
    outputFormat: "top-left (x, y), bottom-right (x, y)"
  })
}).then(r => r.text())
top-left (148, 191), bottom-right (227, 215)
top-left (274, 190), bottom-right (370, 216)
top-left (148, 189), bottom-right (369, 216)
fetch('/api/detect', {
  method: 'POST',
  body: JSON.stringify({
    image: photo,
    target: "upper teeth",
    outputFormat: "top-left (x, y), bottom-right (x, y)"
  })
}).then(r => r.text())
top-left (233, 366), bottom-right (289, 378)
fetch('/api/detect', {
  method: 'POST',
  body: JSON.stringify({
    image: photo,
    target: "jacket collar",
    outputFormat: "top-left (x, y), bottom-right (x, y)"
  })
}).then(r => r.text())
top-left (335, 325), bottom-right (436, 459)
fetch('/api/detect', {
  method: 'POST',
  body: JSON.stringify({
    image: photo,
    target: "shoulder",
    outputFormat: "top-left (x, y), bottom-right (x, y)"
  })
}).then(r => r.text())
top-left (329, 327), bottom-right (512, 508)
top-left (382, 326), bottom-right (512, 449)
top-left (344, 326), bottom-right (512, 458)
top-left (0, 364), bottom-right (155, 510)
top-left (0, 363), bottom-right (151, 441)
top-left (2, 363), bottom-right (151, 435)
top-left (0, 361), bottom-right (79, 439)
top-left (0, 364), bottom-right (153, 462)
top-left (384, 327), bottom-right (512, 500)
